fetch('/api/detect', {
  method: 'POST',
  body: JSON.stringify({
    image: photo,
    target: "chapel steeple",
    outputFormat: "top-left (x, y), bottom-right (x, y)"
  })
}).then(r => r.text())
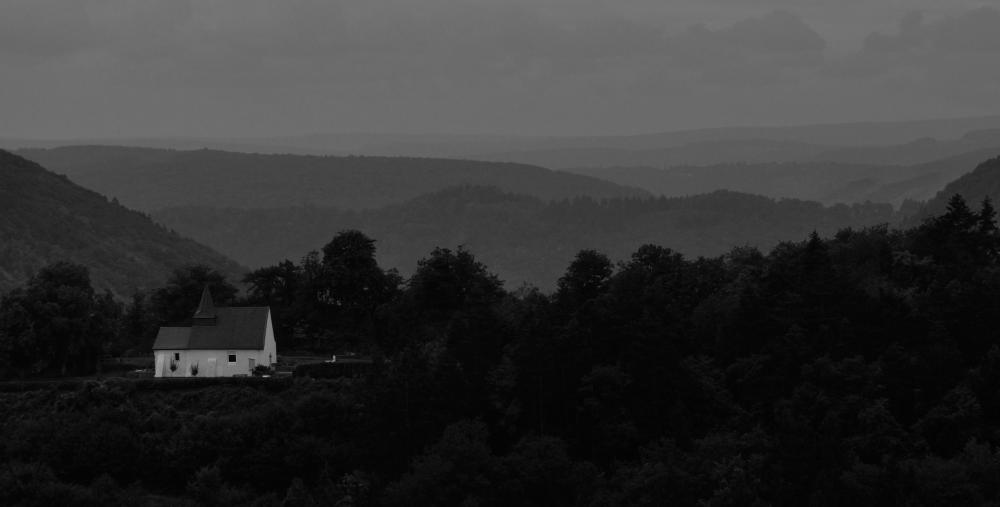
top-left (192, 285), bottom-right (217, 326)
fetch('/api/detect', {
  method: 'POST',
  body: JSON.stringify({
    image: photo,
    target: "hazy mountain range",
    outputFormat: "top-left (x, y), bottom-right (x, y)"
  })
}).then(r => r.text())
top-left (8, 116), bottom-right (1000, 292)
top-left (20, 140), bottom-right (1000, 214)
top-left (566, 148), bottom-right (1000, 206)
top-left (0, 150), bottom-right (243, 295)
top-left (152, 186), bottom-right (902, 289)
top-left (7, 114), bottom-right (1000, 162)
top-left (485, 129), bottom-right (1000, 170)
top-left (17, 146), bottom-right (645, 212)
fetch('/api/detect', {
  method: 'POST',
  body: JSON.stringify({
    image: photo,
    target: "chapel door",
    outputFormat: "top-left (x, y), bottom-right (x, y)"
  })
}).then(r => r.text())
top-left (248, 358), bottom-right (255, 373)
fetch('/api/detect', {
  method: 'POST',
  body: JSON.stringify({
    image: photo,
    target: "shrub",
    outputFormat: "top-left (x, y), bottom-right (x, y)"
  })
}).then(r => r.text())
top-left (292, 362), bottom-right (373, 379)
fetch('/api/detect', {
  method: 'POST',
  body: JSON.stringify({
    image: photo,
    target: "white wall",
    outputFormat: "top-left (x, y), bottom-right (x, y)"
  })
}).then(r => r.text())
top-left (154, 348), bottom-right (275, 377)
top-left (153, 309), bottom-right (278, 378)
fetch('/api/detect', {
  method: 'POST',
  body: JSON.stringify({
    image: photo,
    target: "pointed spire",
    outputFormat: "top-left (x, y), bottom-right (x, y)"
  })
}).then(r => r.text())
top-left (193, 285), bottom-right (215, 319)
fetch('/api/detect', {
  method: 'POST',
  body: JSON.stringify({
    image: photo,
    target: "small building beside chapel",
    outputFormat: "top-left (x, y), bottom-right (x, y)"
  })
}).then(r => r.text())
top-left (152, 287), bottom-right (276, 378)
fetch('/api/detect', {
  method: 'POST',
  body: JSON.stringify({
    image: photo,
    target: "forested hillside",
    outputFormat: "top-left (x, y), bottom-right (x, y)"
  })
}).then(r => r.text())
top-left (5, 196), bottom-right (1000, 505)
top-left (918, 156), bottom-right (1000, 221)
top-left (0, 150), bottom-right (244, 295)
top-left (153, 186), bottom-right (900, 288)
top-left (17, 146), bottom-right (646, 212)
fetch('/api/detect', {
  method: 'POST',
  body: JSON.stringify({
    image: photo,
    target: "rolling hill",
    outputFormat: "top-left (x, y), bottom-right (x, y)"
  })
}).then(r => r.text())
top-left (475, 128), bottom-right (1000, 170)
top-left (917, 156), bottom-right (1000, 220)
top-left (0, 150), bottom-right (244, 295)
top-left (563, 148), bottom-right (1000, 206)
top-left (473, 139), bottom-right (833, 170)
top-left (16, 146), bottom-right (648, 212)
top-left (8, 114), bottom-right (1000, 158)
top-left (152, 186), bottom-right (902, 289)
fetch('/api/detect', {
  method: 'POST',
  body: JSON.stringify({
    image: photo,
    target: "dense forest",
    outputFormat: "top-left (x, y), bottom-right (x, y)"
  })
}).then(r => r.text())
top-left (16, 146), bottom-right (645, 212)
top-left (3, 192), bottom-right (1000, 505)
top-left (154, 186), bottom-right (901, 289)
top-left (0, 150), bottom-right (244, 296)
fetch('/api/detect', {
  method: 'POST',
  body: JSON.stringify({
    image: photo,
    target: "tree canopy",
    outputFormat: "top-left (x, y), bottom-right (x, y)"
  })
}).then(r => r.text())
top-left (0, 262), bottom-right (119, 377)
top-left (4, 195), bottom-right (1000, 505)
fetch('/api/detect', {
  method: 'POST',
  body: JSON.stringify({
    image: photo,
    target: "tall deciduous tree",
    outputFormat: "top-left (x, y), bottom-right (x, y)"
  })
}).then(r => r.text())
top-left (119, 291), bottom-right (157, 355)
top-left (555, 249), bottom-right (612, 313)
top-left (0, 292), bottom-right (38, 378)
top-left (0, 262), bottom-right (120, 376)
top-left (304, 230), bottom-right (400, 351)
top-left (407, 246), bottom-right (504, 322)
top-left (151, 265), bottom-right (237, 324)
top-left (245, 260), bottom-right (302, 345)
top-left (319, 230), bottom-right (399, 333)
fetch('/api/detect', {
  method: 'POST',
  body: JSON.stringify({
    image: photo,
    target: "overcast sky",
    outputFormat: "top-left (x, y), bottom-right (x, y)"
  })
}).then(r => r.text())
top-left (3, 0), bottom-right (1000, 138)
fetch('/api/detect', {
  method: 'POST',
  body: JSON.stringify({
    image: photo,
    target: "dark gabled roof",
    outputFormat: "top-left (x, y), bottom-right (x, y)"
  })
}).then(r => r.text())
top-left (153, 327), bottom-right (191, 350)
top-left (152, 307), bottom-right (270, 350)
top-left (188, 307), bottom-right (269, 349)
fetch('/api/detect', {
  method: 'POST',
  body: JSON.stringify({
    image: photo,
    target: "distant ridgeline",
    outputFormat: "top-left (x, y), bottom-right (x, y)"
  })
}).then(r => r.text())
top-left (149, 153), bottom-right (1000, 289)
top-left (16, 145), bottom-right (648, 212)
top-left (914, 155), bottom-right (1000, 223)
top-left (563, 148), bottom-right (1000, 207)
top-left (154, 186), bottom-right (903, 289)
top-left (16, 145), bottom-right (1000, 291)
top-left (0, 150), bottom-right (244, 295)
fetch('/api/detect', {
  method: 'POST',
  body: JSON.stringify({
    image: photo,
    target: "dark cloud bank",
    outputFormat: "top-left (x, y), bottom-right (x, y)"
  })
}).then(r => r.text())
top-left (1, 1), bottom-right (999, 138)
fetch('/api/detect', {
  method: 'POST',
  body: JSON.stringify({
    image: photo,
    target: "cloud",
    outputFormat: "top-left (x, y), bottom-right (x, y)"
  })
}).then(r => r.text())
top-left (824, 7), bottom-right (1000, 111)
top-left (0, 1), bottom-right (996, 138)
top-left (0, 1), bottom-right (96, 58)
top-left (860, 7), bottom-right (1000, 55)
top-left (929, 7), bottom-right (1000, 52)
top-left (0, 2), bottom-right (822, 74)
top-left (666, 10), bottom-right (826, 85)
top-left (720, 9), bottom-right (826, 52)
top-left (0, 1), bottom-right (669, 86)
top-left (0, 0), bottom-right (193, 60)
